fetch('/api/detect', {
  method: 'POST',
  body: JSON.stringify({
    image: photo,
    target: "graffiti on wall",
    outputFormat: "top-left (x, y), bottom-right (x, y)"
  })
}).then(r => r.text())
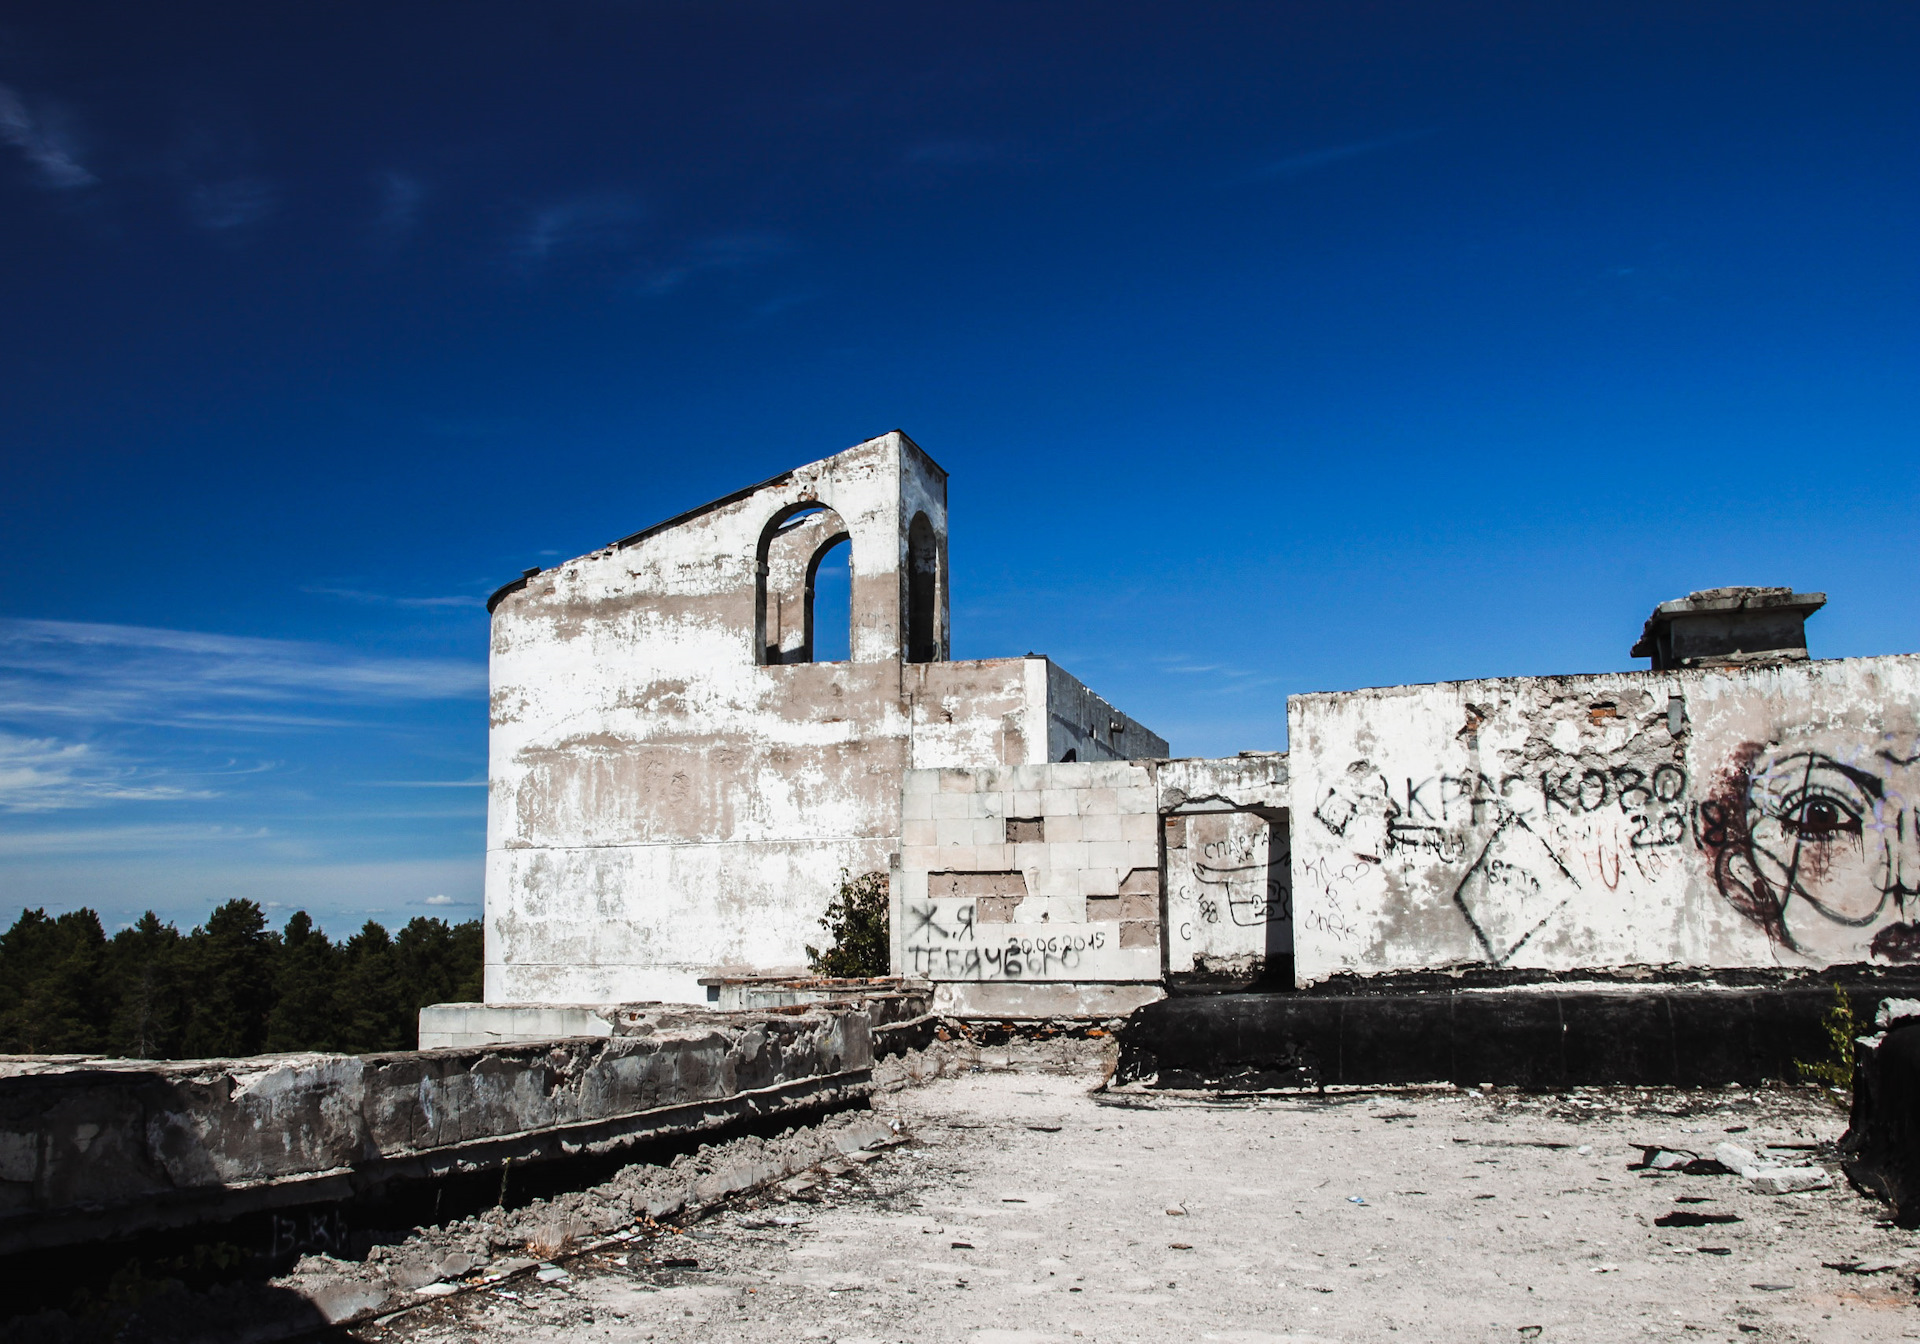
top-left (1307, 723), bottom-right (1920, 968)
top-left (1164, 811), bottom-right (1291, 978)
top-left (1703, 736), bottom-right (1920, 963)
top-left (902, 896), bottom-right (1155, 981)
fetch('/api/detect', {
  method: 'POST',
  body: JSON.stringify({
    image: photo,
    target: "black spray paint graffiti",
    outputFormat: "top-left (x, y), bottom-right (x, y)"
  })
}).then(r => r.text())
top-left (1192, 830), bottom-right (1292, 928)
top-left (1312, 753), bottom-right (1692, 966)
top-left (902, 898), bottom-right (1109, 980)
top-left (1703, 738), bottom-right (1920, 964)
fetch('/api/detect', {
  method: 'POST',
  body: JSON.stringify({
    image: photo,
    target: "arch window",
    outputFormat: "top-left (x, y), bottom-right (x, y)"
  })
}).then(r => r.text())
top-left (906, 511), bottom-right (939, 664)
top-left (756, 504), bottom-right (852, 665)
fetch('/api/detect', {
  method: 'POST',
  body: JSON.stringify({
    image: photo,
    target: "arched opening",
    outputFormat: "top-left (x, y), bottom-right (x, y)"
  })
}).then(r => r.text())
top-left (756, 504), bottom-right (851, 665)
top-left (906, 511), bottom-right (939, 664)
top-left (809, 534), bottom-right (851, 662)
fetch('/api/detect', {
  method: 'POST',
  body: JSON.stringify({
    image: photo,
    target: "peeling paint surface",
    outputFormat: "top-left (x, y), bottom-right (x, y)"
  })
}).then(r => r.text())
top-left (1287, 654), bottom-right (1920, 983)
top-left (487, 433), bottom-right (1164, 1004)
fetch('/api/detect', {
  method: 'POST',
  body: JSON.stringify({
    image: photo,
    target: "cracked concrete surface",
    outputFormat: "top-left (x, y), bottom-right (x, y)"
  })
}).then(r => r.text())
top-left (362, 1063), bottom-right (1916, 1344)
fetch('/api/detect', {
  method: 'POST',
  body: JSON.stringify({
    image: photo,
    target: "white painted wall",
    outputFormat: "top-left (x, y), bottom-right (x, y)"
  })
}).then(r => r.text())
top-left (1287, 653), bottom-right (1920, 982)
top-left (485, 432), bottom-right (1165, 1006)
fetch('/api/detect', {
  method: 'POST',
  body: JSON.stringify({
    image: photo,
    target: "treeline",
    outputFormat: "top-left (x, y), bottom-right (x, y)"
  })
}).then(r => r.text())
top-left (0, 900), bottom-right (482, 1058)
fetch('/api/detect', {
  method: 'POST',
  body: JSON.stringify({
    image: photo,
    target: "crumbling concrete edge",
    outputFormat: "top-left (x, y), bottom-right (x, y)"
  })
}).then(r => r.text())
top-left (0, 1068), bottom-right (874, 1259)
top-left (300, 1115), bottom-right (914, 1338)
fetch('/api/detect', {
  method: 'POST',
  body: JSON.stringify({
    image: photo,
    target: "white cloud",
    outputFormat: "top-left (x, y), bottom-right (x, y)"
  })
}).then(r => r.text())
top-left (1250, 127), bottom-right (1438, 182)
top-left (516, 190), bottom-right (645, 267)
top-left (303, 585), bottom-right (482, 610)
top-left (0, 617), bottom-right (486, 727)
top-left (0, 732), bottom-right (216, 813)
top-left (0, 82), bottom-right (96, 189)
top-left (0, 820), bottom-right (264, 853)
top-left (424, 894), bottom-right (454, 906)
top-left (638, 231), bottom-right (792, 296)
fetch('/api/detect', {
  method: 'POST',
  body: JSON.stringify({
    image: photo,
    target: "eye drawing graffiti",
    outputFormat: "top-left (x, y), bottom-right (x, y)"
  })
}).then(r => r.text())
top-left (1706, 746), bottom-right (1920, 963)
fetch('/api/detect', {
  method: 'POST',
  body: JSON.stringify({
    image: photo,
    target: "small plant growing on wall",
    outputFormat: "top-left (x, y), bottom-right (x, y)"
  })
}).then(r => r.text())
top-left (806, 869), bottom-right (890, 978)
top-left (1794, 984), bottom-right (1859, 1108)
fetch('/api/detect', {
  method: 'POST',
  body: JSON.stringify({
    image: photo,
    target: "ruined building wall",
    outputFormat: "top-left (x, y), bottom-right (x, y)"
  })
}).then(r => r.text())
top-left (895, 753), bottom-right (1290, 1015)
top-left (1286, 653), bottom-right (1920, 984)
top-left (485, 431), bottom-right (1164, 1006)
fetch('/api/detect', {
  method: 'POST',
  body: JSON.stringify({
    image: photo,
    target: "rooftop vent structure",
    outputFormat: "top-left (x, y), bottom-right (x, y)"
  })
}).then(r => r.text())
top-left (1631, 586), bottom-right (1826, 671)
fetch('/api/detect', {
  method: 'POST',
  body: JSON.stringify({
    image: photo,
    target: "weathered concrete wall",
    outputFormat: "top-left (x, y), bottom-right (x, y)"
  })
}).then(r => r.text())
top-left (485, 431), bottom-right (1164, 1005)
top-left (895, 762), bottom-right (1165, 995)
top-left (0, 1006), bottom-right (871, 1256)
top-left (894, 753), bottom-right (1291, 1011)
top-left (1158, 753), bottom-right (1290, 985)
top-left (419, 986), bottom-right (927, 1049)
top-left (1287, 653), bottom-right (1920, 984)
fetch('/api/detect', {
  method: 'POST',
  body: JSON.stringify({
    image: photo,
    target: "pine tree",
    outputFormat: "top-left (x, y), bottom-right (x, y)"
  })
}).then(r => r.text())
top-left (265, 911), bottom-right (343, 1052)
top-left (106, 912), bottom-right (186, 1058)
top-left (181, 900), bottom-right (277, 1058)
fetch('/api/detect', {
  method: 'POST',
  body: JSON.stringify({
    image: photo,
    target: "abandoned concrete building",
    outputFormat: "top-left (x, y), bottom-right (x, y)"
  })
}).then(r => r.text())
top-left (15, 436), bottom-right (1920, 1342)
top-left (462, 431), bottom-right (1920, 1035)
top-left (479, 431), bottom-right (1165, 1010)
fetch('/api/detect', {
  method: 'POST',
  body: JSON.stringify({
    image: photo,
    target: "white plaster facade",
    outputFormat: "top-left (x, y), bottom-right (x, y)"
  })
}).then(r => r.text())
top-left (484, 432), bottom-right (1165, 1006)
top-left (1287, 653), bottom-right (1920, 983)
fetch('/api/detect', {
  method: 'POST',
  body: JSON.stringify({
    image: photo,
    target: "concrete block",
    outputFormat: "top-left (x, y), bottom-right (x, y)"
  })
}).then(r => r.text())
top-left (930, 792), bottom-right (971, 820)
top-left (1045, 814), bottom-right (1083, 843)
top-left (901, 788), bottom-right (935, 820)
top-left (931, 981), bottom-right (1165, 1017)
top-left (1082, 788), bottom-right (1120, 816)
top-left (1079, 812), bottom-right (1121, 843)
top-left (1047, 841), bottom-right (1090, 876)
top-left (969, 817), bottom-right (1006, 848)
top-left (902, 819), bottom-right (937, 848)
top-left (1119, 811), bottom-right (1159, 843)
top-left (1087, 841), bottom-right (1132, 870)
top-left (1116, 786), bottom-right (1157, 815)
top-left (1029, 867), bottom-right (1079, 898)
top-left (903, 769), bottom-right (941, 795)
top-left (1040, 789), bottom-right (1081, 817)
top-left (1079, 867), bottom-right (1121, 898)
top-left (933, 817), bottom-right (975, 847)
top-left (1011, 790), bottom-right (1044, 818)
top-left (939, 769), bottom-right (976, 792)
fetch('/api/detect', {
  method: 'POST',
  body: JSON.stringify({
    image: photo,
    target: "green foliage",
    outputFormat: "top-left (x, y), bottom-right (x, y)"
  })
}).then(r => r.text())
top-left (805, 869), bottom-right (891, 979)
top-left (1794, 984), bottom-right (1859, 1106)
top-left (0, 901), bottom-right (483, 1058)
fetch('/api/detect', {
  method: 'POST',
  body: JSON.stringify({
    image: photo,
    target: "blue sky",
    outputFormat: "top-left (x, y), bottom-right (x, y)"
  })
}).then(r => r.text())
top-left (1, 2), bottom-right (1914, 935)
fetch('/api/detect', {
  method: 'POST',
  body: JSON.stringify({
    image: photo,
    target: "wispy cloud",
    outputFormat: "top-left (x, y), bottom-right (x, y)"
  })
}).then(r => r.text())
top-left (638, 231), bottom-right (792, 296)
top-left (0, 821), bottom-right (268, 855)
top-left (515, 190), bottom-right (645, 267)
top-left (187, 177), bottom-right (278, 231)
top-left (0, 82), bottom-right (96, 188)
top-left (0, 732), bottom-right (216, 813)
top-left (0, 618), bottom-right (486, 728)
top-left (1249, 127), bottom-right (1437, 182)
top-left (303, 586), bottom-right (482, 610)
top-left (360, 779), bottom-right (488, 788)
